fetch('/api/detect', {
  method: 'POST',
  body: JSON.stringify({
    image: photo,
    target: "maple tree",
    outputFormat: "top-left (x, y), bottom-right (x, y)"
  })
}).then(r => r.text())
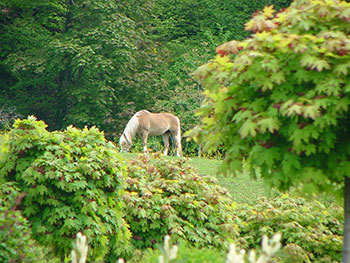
top-left (191, 0), bottom-right (350, 261)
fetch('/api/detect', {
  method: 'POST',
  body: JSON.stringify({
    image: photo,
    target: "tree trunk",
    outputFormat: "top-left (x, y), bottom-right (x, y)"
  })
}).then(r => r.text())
top-left (343, 176), bottom-right (350, 263)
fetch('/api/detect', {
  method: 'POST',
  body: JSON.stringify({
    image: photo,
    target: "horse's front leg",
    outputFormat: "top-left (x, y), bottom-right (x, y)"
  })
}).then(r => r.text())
top-left (141, 132), bottom-right (149, 153)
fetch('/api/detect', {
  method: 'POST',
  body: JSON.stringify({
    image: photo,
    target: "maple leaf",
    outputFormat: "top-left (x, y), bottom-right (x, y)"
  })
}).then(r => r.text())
top-left (313, 60), bottom-right (331, 72)
top-left (334, 62), bottom-right (350, 76)
top-left (216, 40), bottom-right (243, 55)
top-left (303, 105), bottom-right (320, 119)
top-left (245, 13), bottom-right (277, 33)
top-left (275, 12), bottom-right (287, 25)
top-left (261, 79), bottom-right (274, 91)
top-left (239, 119), bottom-right (258, 138)
top-left (284, 103), bottom-right (302, 117)
top-left (298, 20), bottom-right (315, 31)
top-left (270, 71), bottom-right (285, 84)
top-left (257, 118), bottom-right (280, 134)
top-left (300, 54), bottom-right (330, 71)
top-left (263, 5), bottom-right (276, 18)
top-left (335, 97), bottom-right (350, 112)
top-left (300, 54), bottom-right (319, 68)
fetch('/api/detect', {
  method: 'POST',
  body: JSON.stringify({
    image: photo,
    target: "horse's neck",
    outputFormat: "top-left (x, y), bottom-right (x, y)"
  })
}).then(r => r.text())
top-left (124, 115), bottom-right (139, 141)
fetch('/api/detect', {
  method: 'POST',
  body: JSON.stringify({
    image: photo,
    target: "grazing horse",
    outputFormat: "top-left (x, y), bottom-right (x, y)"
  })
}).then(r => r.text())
top-left (119, 110), bottom-right (183, 157)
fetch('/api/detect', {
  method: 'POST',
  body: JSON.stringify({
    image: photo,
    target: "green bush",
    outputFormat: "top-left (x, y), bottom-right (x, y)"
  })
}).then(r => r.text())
top-left (0, 116), bottom-right (131, 262)
top-left (122, 154), bottom-right (238, 251)
top-left (0, 182), bottom-right (59, 263)
top-left (234, 194), bottom-right (343, 262)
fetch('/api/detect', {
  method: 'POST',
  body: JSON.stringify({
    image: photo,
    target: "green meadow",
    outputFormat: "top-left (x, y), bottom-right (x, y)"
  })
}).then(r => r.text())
top-left (121, 153), bottom-right (270, 204)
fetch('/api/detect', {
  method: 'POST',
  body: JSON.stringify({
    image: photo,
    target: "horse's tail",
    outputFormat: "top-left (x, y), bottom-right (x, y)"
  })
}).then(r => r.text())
top-left (176, 116), bottom-right (183, 157)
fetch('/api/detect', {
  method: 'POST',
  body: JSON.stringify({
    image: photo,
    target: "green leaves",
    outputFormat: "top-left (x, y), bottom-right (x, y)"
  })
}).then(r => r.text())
top-left (234, 194), bottom-right (343, 262)
top-left (239, 119), bottom-right (258, 138)
top-left (300, 54), bottom-right (331, 72)
top-left (122, 154), bottom-right (237, 250)
top-left (0, 117), bottom-right (131, 261)
top-left (192, 0), bottom-right (350, 198)
top-left (0, 182), bottom-right (54, 262)
top-left (1, 0), bottom-right (167, 133)
top-left (257, 117), bottom-right (280, 134)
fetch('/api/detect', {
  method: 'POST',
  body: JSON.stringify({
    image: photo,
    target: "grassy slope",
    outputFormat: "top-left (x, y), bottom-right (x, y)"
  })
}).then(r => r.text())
top-left (121, 153), bottom-right (269, 204)
top-left (188, 158), bottom-right (268, 204)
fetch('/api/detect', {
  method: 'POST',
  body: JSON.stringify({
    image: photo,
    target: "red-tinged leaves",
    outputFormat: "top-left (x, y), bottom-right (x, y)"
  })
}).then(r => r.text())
top-left (339, 7), bottom-right (350, 22)
top-left (245, 5), bottom-right (278, 33)
top-left (300, 54), bottom-right (331, 72)
top-left (216, 40), bottom-right (243, 55)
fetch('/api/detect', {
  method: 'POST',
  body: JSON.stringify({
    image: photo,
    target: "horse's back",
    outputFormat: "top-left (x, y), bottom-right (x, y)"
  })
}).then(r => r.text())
top-left (137, 110), bottom-right (179, 135)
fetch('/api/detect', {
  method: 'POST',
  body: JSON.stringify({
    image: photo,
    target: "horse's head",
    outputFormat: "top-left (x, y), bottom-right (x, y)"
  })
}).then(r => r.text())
top-left (119, 133), bottom-right (132, 152)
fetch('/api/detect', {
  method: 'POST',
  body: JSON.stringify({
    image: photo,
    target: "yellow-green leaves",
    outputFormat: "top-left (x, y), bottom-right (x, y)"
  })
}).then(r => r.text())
top-left (281, 100), bottom-right (321, 119)
top-left (239, 118), bottom-right (280, 139)
top-left (300, 54), bottom-right (331, 72)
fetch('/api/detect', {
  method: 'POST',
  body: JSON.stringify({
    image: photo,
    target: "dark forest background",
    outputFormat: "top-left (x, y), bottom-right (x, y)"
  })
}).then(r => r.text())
top-left (0, 0), bottom-right (293, 141)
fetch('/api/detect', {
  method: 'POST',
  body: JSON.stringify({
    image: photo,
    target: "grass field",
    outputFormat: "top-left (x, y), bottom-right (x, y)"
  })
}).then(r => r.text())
top-left (121, 153), bottom-right (269, 204)
top-left (189, 157), bottom-right (269, 204)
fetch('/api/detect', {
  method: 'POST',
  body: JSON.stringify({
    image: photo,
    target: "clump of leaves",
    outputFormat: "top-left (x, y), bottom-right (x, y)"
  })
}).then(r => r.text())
top-left (191, 0), bottom-right (350, 197)
top-left (0, 116), bottom-right (131, 261)
top-left (122, 153), bottom-right (238, 250)
top-left (0, 182), bottom-right (58, 263)
top-left (234, 194), bottom-right (343, 262)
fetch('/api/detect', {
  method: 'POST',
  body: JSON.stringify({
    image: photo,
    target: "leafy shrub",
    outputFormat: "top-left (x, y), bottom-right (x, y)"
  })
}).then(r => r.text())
top-left (234, 194), bottom-right (343, 262)
top-left (0, 116), bottom-right (131, 261)
top-left (122, 153), bottom-right (238, 250)
top-left (0, 182), bottom-right (58, 263)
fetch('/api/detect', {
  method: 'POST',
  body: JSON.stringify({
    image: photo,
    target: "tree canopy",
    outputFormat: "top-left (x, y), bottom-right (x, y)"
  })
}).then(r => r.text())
top-left (192, 0), bottom-right (350, 197)
top-left (0, 0), bottom-right (166, 133)
top-left (1, 0), bottom-right (293, 144)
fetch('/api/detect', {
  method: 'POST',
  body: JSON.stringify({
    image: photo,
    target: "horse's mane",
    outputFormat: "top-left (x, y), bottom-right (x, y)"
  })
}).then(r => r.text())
top-left (123, 110), bottom-right (149, 141)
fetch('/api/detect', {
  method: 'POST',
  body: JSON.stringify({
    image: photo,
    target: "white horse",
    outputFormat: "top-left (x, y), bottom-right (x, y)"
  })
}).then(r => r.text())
top-left (119, 110), bottom-right (183, 157)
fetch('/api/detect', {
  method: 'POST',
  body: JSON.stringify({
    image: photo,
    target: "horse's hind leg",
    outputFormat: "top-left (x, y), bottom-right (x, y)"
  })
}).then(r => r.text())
top-left (173, 130), bottom-right (183, 157)
top-left (162, 132), bottom-right (170, 156)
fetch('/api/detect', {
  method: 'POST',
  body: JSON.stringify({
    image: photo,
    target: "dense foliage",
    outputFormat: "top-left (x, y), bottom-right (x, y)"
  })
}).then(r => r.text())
top-left (0, 0), bottom-right (166, 134)
top-left (0, 182), bottom-right (58, 263)
top-left (235, 195), bottom-right (343, 262)
top-left (135, 194), bottom-right (343, 263)
top-left (0, 0), bottom-right (293, 148)
top-left (192, 0), bottom-right (350, 197)
top-left (0, 117), bottom-right (130, 261)
top-left (0, 119), bottom-right (343, 261)
top-left (122, 154), bottom-right (237, 250)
